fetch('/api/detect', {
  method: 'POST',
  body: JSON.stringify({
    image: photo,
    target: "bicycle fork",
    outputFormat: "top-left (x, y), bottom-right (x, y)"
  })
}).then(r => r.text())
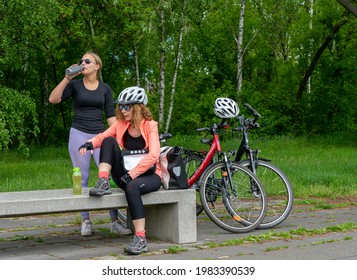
top-left (205, 154), bottom-right (236, 208)
top-left (221, 155), bottom-right (245, 223)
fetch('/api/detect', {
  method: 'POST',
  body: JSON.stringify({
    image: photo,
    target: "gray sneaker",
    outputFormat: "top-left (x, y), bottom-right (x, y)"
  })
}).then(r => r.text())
top-left (124, 235), bottom-right (148, 255)
top-left (89, 178), bottom-right (112, 196)
top-left (110, 220), bottom-right (132, 235)
top-left (81, 219), bottom-right (92, 236)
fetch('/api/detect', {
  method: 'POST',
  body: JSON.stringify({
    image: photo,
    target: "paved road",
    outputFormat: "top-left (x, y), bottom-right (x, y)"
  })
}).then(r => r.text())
top-left (0, 204), bottom-right (356, 260)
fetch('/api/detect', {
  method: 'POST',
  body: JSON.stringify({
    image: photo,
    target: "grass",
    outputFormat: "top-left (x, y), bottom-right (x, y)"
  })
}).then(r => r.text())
top-left (0, 132), bottom-right (356, 200)
top-left (265, 245), bottom-right (289, 252)
top-left (215, 222), bottom-right (357, 247)
top-left (165, 246), bottom-right (188, 254)
top-left (0, 146), bottom-right (98, 192)
top-left (172, 132), bottom-right (357, 199)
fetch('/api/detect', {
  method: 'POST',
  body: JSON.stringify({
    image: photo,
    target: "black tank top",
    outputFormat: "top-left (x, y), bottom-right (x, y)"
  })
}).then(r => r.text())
top-left (123, 130), bottom-right (145, 150)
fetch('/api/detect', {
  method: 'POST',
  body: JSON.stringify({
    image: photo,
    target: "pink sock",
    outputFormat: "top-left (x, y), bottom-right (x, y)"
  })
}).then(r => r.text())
top-left (98, 171), bottom-right (109, 180)
top-left (136, 230), bottom-right (146, 238)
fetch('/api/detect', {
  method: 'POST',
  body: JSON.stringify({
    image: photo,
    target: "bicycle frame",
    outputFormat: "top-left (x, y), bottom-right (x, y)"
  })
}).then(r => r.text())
top-left (233, 104), bottom-right (265, 173)
top-left (233, 117), bottom-right (259, 174)
top-left (230, 104), bottom-right (294, 229)
top-left (187, 133), bottom-right (222, 187)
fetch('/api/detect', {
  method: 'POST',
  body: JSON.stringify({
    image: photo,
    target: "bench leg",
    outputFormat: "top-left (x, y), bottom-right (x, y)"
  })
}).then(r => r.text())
top-left (125, 190), bottom-right (197, 244)
top-left (127, 202), bottom-right (197, 243)
top-left (145, 202), bottom-right (197, 243)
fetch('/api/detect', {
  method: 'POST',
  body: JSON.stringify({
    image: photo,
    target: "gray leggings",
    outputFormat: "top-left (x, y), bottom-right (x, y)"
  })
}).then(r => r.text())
top-left (68, 127), bottom-right (118, 220)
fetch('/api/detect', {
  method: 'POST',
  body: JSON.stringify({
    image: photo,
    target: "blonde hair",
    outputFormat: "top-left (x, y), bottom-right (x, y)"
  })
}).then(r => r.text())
top-left (116, 104), bottom-right (153, 128)
top-left (85, 51), bottom-right (102, 79)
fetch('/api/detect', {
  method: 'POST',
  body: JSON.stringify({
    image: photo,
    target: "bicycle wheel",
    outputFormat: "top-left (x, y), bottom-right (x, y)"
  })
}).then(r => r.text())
top-left (183, 154), bottom-right (204, 215)
top-left (199, 161), bottom-right (267, 233)
top-left (117, 208), bottom-right (128, 224)
top-left (239, 159), bottom-right (294, 229)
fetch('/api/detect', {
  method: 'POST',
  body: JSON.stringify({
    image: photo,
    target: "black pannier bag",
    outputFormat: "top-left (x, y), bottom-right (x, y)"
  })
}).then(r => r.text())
top-left (159, 146), bottom-right (188, 190)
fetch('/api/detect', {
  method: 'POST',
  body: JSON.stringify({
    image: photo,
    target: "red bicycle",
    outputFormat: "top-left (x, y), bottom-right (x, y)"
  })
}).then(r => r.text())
top-left (181, 119), bottom-right (267, 233)
top-left (114, 123), bottom-right (267, 233)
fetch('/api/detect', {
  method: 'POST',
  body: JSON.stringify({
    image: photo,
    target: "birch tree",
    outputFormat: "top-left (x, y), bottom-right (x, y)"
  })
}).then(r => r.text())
top-left (158, 8), bottom-right (166, 131)
top-left (235, 0), bottom-right (246, 96)
top-left (164, 18), bottom-right (184, 133)
top-left (154, 0), bottom-right (189, 132)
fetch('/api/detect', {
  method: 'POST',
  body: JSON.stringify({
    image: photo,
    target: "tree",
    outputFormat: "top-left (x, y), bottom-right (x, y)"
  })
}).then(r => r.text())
top-left (336, 0), bottom-right (357, 17)
top-left (296, 17), bottom-right (349, 101)
top-left (0, 87), bottom-right (39, 155)
top-left (0, 0), bottom-right (356, 144)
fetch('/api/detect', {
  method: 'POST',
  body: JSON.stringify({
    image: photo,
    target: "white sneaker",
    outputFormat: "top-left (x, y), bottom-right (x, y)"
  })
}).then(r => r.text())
top-left (110, 220), bottom-right (132, 235)
top-left (81, 219), bottom-right (92, 236)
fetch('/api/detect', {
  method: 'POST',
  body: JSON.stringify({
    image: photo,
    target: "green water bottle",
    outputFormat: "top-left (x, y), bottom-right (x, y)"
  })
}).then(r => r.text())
top-left (72, 167), bottom-right (82, 195)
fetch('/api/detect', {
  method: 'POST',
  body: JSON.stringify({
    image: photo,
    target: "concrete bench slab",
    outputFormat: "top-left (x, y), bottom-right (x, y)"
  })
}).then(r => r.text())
top-left (0, 188), bottom-right (196, 244)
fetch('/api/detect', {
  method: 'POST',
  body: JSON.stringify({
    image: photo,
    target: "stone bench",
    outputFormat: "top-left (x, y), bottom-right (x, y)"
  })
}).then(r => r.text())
top-left (0, 188), bottom-right (197, 244)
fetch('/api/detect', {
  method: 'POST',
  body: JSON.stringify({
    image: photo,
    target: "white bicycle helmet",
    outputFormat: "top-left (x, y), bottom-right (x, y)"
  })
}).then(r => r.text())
top-left (116, 86), bottom-right (148, 105)
top-left (214, 97), bottom-right (239, 118)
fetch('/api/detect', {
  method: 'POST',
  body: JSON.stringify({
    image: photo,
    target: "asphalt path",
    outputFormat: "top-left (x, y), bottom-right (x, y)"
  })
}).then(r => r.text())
top-left (0, 204), bottom-right (356, 261)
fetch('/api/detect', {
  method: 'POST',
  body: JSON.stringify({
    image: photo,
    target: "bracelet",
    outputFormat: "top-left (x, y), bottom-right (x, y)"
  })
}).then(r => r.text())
top-left (65, 76), bottom-right (72, 81)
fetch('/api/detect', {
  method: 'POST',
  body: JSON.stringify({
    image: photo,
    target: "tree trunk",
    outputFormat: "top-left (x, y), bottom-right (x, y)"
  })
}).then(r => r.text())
top-left (87, 5), bottom-right (103, 81)
top-left (165, 24), bottom-right (184, 133)
top-left (158, 9), bottom-right (166, 131)
top-left (296, 19), bottom-right (348, 101)
top-left (336, 0), bottom-right (357, 18)
top-left (134, 44), bottom-right (140, 86)
top-left (307, 0), bottom-right (314, 96)
top-left (236, 0), bottom-right (246, 96)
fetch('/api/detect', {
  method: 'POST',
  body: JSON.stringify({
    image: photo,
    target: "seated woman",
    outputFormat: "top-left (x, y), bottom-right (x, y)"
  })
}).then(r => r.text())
top-left (78, 86), bottom-right (161, 255)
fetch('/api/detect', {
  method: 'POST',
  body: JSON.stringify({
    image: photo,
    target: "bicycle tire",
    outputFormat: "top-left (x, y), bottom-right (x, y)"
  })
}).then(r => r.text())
top-left (239, 159), bottom-right (294, 229)
top-left (199, 161), bottom-right (267, 233)
top-left (183, 154), bottom-right (205, 215)
top-left (117, 208), bottom-right (128, 223)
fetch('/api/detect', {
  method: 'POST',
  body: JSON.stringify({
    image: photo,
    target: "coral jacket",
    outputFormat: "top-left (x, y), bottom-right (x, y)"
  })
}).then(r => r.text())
top-left (89, 119), bottom-right (161, 179)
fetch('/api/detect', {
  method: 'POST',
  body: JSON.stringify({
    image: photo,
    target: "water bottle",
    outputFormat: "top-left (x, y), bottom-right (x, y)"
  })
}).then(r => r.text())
top-left (72, 167), bottom-right (82, 195)
top-left (65, 65), bottom-right (84, 76)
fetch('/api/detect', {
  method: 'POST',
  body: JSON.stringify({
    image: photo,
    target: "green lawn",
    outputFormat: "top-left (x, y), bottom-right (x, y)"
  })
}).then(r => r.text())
top-left (1, 132), bottom-right (356, 200)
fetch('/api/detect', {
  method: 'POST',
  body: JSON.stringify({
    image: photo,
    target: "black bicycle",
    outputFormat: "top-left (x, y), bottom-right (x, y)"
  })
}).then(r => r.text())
top-left (232, 103), bottom-right (294, 229)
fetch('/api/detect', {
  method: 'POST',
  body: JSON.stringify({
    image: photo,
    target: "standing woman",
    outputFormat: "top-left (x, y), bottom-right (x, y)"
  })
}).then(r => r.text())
top-left (78, 86), bottom-right (162, 255)
top-left (49, 51), bottom-right (131, 236)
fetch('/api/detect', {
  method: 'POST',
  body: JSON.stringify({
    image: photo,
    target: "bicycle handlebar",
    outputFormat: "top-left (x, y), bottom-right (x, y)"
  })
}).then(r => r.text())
top-left (232, 103), bottom-right (262, 131)
top-left (196, 127), bottom-right (210, 132)
top-left (159, 133), bottom-right (172, 143)
top-left (196, 119), bottom-right (228, 134)
top-left (159, 133), bottom-right (172, 140)
top-left (244, 103), bottom-right (262, 119)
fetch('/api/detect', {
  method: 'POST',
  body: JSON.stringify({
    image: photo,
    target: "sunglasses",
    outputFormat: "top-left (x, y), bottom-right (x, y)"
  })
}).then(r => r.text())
top-left (79, 58), bottom-right (96, 65)
top-left (119, 104), bottom-right (132, 111)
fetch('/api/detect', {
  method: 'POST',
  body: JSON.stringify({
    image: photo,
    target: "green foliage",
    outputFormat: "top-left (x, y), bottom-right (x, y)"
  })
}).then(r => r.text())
top-left (0, 0), bottom-right (356, 146)
top-left (0, 86), bottom-right (39, 155)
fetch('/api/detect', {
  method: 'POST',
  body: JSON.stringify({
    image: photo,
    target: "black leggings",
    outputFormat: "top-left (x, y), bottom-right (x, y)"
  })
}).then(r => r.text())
top-left (100, 137), bottom-right (161, 220)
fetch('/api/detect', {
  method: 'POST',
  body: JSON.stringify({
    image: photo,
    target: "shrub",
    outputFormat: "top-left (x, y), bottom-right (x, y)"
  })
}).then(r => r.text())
top-left (0, 86), bottom-right (39, 156)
